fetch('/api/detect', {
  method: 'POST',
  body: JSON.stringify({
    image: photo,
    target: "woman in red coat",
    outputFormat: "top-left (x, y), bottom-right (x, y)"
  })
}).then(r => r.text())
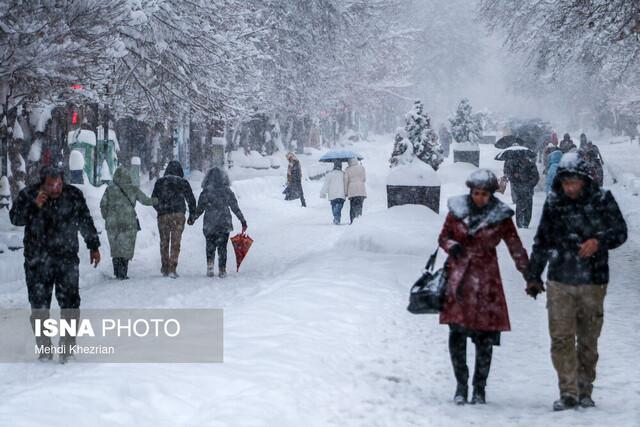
top-left (438, 169), bottom-right (529, 405)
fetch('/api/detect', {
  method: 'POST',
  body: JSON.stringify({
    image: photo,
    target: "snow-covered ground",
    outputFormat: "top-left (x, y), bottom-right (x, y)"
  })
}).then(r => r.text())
top-left (0, 135), bottom-right (638, 426)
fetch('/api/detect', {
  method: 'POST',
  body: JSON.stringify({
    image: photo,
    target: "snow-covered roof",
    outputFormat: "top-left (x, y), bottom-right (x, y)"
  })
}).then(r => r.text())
top-left (387, 160), bottom-right (441, 186)
top-left (68, 129), bottom-right (97, 147)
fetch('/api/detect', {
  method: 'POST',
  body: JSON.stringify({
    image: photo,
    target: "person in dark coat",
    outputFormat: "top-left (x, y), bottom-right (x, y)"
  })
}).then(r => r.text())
top-left (503, 155), bottom-right (539, 228)
top-left (559, 133), bottom-right (577, 153)
top-left (151, 161), bottom-right (196, 278)
top-left (189, 167), bottom-right (247, 278)
top-left (284, 152), bottom-right (306, 207)
top-left (578, 140), bottom-right (604, 186)
top-left (9, 165), bottom-right (101, 362)
top-left (525, 153), bottom-right (627, 411)
top-left (438, 169), bottom-right (529, 405)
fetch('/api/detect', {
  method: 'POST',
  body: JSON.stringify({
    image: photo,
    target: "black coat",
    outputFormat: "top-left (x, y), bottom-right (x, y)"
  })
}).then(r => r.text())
top-left (10, 184), bottom-right (100, 260)
top-left (195, 168), bottom-right (246, 235)
top-left (285, 160), bottom-right (304, 200)
top-left (526, 159), bottom-right (627, 285)
top-left (151, 161), bottom-right (196, 217)
top-left (504, 157), bottom-right (539, 195)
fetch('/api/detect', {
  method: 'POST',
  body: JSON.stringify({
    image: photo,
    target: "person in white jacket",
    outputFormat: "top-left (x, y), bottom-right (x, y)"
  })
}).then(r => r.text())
top-left (344, 158), bottom-right (366, 223)
top-left (320, 162), bottom-right (347, 224)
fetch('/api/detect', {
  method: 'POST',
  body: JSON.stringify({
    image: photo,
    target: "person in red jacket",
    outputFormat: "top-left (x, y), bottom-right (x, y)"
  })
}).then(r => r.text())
top-left (438, 169), bottom-right (529, 405)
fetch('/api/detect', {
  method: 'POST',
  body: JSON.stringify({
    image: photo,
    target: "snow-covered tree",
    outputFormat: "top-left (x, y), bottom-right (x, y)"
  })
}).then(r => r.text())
top-left (390, 100), bottom-right (442, 170)
top-left (449, 99), bottom-right (481, 144)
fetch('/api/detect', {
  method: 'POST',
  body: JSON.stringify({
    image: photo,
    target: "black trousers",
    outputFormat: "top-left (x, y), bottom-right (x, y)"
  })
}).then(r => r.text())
top-left (112, 257), bottom-right (130, 279)
top-left (205, 232), bottom-right (230, 270)
top-left (449, 329), bottom-right (494, 388)
top-left (349, 196), bottom-right (365, 223)
top-left (24, 255), bottom-right (80, 310)
top-left (512, 190), bottom-right (533, 228)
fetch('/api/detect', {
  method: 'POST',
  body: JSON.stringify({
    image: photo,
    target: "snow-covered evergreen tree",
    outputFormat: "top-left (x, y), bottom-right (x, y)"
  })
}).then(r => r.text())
top-left (390, 100), bottom-right (443, 170)
top-left (449, 99), bottom-right (482, 144)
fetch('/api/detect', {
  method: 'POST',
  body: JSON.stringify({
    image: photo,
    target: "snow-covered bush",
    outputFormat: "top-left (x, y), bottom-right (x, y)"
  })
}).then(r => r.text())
top-left (389, 101), bottom-right (443, 170)
top-left (449, 98), bottom-right (482, 144)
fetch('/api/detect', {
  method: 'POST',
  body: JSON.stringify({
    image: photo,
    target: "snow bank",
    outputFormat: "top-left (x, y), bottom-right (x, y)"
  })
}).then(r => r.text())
top-left (387, 161), bottom-right (440, 186)
top-left (451, 141), bottom-right (479, 152)
top-left (230, 150), bottom-right (271, 170)
top-left (335, 204), bottom-right (441, 256)
top-left (436, 162), bottom-right (478, 184)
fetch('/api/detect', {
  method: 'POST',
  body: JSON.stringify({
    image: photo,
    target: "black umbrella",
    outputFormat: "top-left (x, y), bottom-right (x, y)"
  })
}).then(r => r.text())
top-left (494, 146), bottom-right (537, 161)
top-left (494, 135), bottom-right (527, 149)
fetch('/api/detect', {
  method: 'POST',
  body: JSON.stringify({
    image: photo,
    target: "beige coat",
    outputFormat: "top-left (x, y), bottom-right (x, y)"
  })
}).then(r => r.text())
top-left (344, 159), bottom-right (366, 198)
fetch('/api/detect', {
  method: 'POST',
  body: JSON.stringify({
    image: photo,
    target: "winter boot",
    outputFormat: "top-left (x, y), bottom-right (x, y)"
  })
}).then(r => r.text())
top-left (58, 335), bottom-right (77, 364)
top-left (454, 384), bottom-right (468, 405)
top-left (219, 267), bottom-right (227, 279)
top-left (121, 259), bottom-right (130, 280)
top-left (170, 271), bottom-right (179, 279)
top-left (36, 335), bottom-right (53, 361)
top-left (470, 386), bottom-right (486, 404)
top-left (207, 260), bottom-right (215, 277)
top-left (553, 395), bottom-right (578, 411)
top-left (579, 395), bottom-right (595, 408)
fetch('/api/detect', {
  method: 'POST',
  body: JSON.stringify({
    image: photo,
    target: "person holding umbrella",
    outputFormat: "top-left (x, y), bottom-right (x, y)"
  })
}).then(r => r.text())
top-left (320, 161), bottom-right (347, 224)
top-left (189, 167), bottom-right (247, 278)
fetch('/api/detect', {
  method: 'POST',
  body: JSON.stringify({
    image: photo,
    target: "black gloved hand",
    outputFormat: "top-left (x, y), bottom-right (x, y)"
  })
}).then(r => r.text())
top-left (448, 243), bottom-right (464, 259)
top-left (525, 282), bottom-right (546, 300)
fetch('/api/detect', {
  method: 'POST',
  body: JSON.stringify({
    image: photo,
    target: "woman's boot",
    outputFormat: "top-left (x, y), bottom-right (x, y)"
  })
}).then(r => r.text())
top-left (207, 259), bottom-right (215, 277)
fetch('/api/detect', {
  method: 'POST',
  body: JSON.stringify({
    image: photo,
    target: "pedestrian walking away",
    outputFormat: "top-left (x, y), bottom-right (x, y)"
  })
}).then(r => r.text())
top-left (100, 167), bottom-right (157, 280)
top-left (320, 162), bottom-right (346, 224)
top-left (545, 149), bottom-right (563, 193)
top-left (525, 153), bottom-right (627, 411)
top-left (151, 160), bottom-right (197, 278)
top-left (438, 169), bottom-right (529, 405)
top-left (9, 165), bottom-right (101, 363)
top-left (344, 157), bottom-right (366, 223)
top-left (504, 155), bottom-right (539, 227)
top-left (190, 167), bottom-right (247, 278)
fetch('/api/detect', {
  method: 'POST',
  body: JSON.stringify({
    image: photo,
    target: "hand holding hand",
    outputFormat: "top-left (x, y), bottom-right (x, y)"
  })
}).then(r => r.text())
top-left (90, 250), bottom-right (101, 268)
top-left (578, 238), bottom-right (599, 258)
top-left (525, 282), bottom-right (545, 299)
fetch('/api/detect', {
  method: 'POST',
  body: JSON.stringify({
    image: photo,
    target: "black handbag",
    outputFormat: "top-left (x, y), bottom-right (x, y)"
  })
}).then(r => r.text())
top-left (407, 248), bottom-right (448, 314)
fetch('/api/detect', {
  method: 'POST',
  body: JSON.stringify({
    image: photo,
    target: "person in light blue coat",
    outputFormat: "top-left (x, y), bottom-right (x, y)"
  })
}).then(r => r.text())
top-left (545, 150), bottom-right (563, 193)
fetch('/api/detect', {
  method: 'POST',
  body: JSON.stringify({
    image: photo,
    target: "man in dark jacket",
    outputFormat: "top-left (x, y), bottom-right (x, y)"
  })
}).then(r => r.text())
top-left (10, 166), bottom-right (101, 362)
top-left (504, 156), bottom-right (539, 228)
top-left (151, 161), bottom-right (196, 278)
top-left (525, 154), bottom-right (627, 411)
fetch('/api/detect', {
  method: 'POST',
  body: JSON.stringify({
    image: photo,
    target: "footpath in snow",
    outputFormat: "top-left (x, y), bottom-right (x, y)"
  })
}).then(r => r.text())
top-left (0, 135), bottom-right (638, 427)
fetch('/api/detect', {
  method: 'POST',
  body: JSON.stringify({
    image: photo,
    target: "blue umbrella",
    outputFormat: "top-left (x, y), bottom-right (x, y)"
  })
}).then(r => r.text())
top-left (318, 150), bottom-right (364, 162)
